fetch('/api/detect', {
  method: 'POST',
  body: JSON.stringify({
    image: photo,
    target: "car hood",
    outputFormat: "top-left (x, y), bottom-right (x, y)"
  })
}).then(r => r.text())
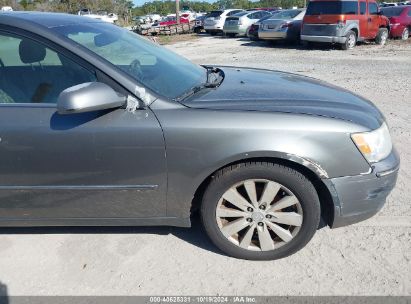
top-left (182, 67), bottom-right (384, 130)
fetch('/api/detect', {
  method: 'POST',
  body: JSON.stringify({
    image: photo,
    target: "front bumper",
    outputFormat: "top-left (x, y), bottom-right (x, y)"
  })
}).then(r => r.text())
top-left (301, 35), bottom-right (347, 44)
top-left (325, 149), bottom-right (400, 228)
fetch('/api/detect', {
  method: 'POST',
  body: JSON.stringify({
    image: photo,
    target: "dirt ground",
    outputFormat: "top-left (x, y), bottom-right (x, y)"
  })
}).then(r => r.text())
top-left (0, 35), bottom-right (410, 296)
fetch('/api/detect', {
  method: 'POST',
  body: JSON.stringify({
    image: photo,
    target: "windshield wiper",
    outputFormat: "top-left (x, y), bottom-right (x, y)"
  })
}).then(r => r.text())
top-left (174, 84), bottom-right (210, 102)
top-left (174, 67), bottom-right (224, 102)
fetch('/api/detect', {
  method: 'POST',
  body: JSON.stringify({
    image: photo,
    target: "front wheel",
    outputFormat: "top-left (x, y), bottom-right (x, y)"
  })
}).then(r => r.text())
top-left (375, 28), bottom-right (389, 45)
top-left (201, 162), bottom-right (321, 260)
top-left (341, 30), bottom-right (357, 50)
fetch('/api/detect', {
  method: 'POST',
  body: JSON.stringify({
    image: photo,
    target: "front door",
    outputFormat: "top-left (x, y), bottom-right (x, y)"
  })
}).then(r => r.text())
top-left (0, 30), bottom-right (167, 221)
top-left (367, 1), bottom-right (380, 38)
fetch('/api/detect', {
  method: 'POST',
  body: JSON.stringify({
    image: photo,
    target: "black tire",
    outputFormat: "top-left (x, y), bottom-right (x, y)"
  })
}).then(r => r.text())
top-left (209, 31), bottom-right (217, 36)
top-left (341, 30), bottom-right (357, 50)
top-left (201, 162), bottom-right (321, 260)
top-left (302, 40), bottom-right (313, 49)
top-left (227, 33), bottom-right (236, 38)
top-left (194, 27), bottom-right (201, 34)
top-left (375, 28), bottom-right (389, 45)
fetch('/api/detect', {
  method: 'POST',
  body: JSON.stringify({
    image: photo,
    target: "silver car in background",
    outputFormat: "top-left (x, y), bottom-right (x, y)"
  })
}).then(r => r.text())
top-left (259, 9), bottom-right (306, 42)
top-left (223, 10), bottom-right (272, 37)
top-left (204, 9), bottom-right (244, 35)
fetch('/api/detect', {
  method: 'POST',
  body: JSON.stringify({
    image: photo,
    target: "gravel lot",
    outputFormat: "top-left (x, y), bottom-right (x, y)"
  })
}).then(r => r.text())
top-left (0, 36), bottom-right (410, 296)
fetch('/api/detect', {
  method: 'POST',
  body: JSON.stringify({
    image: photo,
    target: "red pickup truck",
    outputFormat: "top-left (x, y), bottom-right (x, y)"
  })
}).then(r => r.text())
top-left (301, 0), bottom-right (390, 50)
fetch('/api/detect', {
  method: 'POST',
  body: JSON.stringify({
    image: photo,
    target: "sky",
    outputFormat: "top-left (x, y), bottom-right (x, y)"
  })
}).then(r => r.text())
top-left (133, 0), bottom-right (216, 7)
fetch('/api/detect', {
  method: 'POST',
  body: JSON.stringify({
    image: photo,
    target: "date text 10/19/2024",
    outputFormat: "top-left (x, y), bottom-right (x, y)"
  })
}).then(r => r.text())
top-left (149, 296), bottom-right (257, 303)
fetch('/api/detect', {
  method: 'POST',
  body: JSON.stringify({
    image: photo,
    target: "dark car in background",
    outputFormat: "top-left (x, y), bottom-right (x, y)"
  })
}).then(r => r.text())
top-left (381, 5), bottom-right (411, 40)
top-left (258, 9), bottom-right (306, 43)
top-left (0, 12), bottom-right (399, 261)
top-left (194, 14), bottom-right (208, 33)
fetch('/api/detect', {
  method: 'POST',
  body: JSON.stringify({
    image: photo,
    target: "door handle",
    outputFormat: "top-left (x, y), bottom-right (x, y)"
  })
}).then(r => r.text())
top-left (368, 18), bottom-right (372, 22)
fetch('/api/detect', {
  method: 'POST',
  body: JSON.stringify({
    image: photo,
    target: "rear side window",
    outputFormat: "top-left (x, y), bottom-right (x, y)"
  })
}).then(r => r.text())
top-left (306, 1), bottom-right (359, 15)
top-left (381, 7), bottom-right (405, 17)
top-left (227, 10), bottom-right (243, 16)
top-left (369, 2), bottom-right (379, 15)
top-left (360, 2), bottom-right (366, 15)
top-left (207, 11), bottom-right (223, 17)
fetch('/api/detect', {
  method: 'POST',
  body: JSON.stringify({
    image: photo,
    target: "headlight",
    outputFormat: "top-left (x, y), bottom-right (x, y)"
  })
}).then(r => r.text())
top-left (351, 122), bottom-right (392, 163)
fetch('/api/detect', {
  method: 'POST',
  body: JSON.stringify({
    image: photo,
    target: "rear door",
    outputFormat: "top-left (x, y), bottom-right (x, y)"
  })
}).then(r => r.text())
top-left (359, 0), bottom-right (368, 39)
top-left (367, 0), bottom-right (380, 38)
top-left (0, 29), bottom-right (167, 221)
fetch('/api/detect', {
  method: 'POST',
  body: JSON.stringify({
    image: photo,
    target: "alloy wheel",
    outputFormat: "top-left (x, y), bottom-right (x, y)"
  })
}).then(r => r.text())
top-left (402, 28), bottom-right (409, 40)
top-left (347, 33), bottom-right (356, 49)
top-left (381, 31), bottom-right (388, 44)
top-left (215, 179), bottom-right (303, 251)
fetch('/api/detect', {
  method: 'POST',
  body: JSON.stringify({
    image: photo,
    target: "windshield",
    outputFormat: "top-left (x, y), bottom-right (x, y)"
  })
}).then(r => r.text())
top-left (381, 7), bottom-right (404, 16)
top-left (55, 22), bottom-right (205, 99)
top-left (259, 14), bottom-right (274, 22)
top-left (306, 1), bottom-right (359, 15)
top-left (270, 9), bottom-right (302, 19)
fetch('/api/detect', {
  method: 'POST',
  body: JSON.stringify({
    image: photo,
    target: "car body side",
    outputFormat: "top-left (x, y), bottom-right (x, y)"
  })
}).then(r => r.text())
top-left (0, 14), bottom-right (399, 230)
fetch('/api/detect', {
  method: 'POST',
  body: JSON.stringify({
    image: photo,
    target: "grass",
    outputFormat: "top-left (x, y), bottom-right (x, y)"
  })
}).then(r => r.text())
top-left (156, 33), bottom-right (200, 45)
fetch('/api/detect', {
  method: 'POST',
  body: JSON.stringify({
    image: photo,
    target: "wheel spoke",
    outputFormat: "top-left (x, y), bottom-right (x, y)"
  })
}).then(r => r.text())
top-left (267, 195), bottom-right (298, 212)
top-left (259, 181), bottom-right (281, 206)
top-left (221, 218), bottom-right (250, 237)
top-left (269, 211), bottom-right (303, 226)
top-left (257, 224), bottom-right (274, 251)
top-left (222, 188), bottom-right (253, 211)
top-left (266, 221), bottom-right (293, 242)
top-left (239, 224), bottom-right (256, 249)
top-left (217, 207), bottom-right (247, 218)
top-left (244, 180), bottom-right (258, 208)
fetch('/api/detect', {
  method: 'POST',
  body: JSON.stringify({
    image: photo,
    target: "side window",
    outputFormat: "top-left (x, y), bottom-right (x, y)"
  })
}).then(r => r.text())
top-left (0, 32), bottom-right (96, 104)
top-left (254, 12), bottom-right (263, 19)
top-left (408, 9), bottom-right (411, 16)
top-left (369, 2), bottom-right (379, 15)
top-left (360, 2), bottom-right (366, 15)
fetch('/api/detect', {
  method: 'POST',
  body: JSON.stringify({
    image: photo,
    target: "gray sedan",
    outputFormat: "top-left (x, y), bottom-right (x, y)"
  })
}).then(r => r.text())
top-left (0, 12), bottom-right (399, 260)
top-left (259, 9), bottom-right (306, 42)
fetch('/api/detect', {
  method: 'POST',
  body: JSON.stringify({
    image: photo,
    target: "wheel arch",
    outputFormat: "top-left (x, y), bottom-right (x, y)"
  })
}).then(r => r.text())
top-left (190, 156), bottom-right (335, 228)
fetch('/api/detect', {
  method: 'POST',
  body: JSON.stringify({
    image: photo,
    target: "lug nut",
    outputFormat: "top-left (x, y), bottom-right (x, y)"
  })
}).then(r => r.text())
top-left (246, 218), bottom-right (253, 223)
top-left (266, 214), bottom-right (272, 219)
top-left (259, 205), bottom-right (266, 210)
top-left (247, 207), bottom-right (253, 212)
top-left (258, 222), bottom-right (264, 226)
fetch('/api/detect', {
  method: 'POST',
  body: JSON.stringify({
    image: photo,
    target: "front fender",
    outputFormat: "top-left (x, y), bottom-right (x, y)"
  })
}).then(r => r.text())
top-left (153, 106), bottom-right (371, 219)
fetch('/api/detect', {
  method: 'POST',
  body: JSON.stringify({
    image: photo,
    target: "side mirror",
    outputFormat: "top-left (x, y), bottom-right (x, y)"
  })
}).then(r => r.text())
top-left (57, 82), bottom-right (127, 114)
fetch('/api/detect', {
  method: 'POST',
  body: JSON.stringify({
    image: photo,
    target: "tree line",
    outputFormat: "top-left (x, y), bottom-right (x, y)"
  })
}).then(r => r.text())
top-left (1, 0), bottom-right (133, 24)
top-left (132, 0), bottom-right (306, 16)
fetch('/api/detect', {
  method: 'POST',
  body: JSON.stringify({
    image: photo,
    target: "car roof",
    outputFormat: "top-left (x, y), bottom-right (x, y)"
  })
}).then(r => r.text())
top-left (0, 11), bottom-right (102, 29)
